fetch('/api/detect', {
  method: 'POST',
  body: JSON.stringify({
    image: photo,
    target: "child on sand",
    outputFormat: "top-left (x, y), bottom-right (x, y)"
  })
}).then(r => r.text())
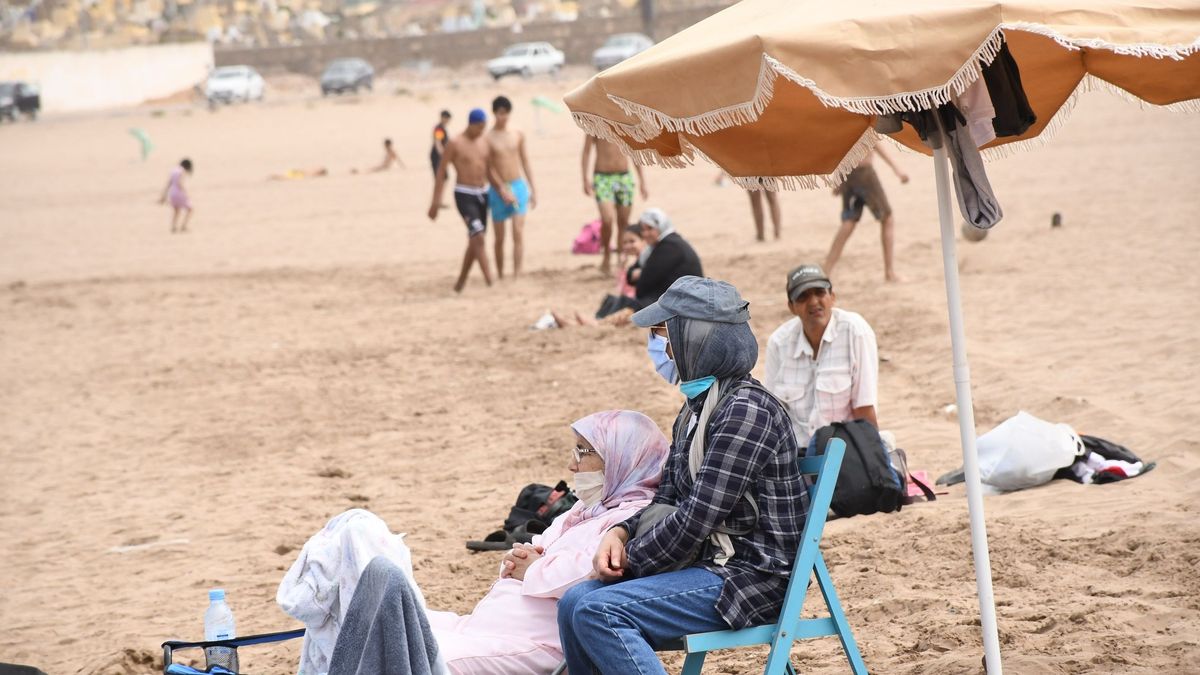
top-left (160, 158), bottom-right (193, 234)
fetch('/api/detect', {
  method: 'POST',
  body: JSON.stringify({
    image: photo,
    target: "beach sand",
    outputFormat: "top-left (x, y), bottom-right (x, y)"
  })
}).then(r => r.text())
top-left (1, 67), bottom-right (1198, 674)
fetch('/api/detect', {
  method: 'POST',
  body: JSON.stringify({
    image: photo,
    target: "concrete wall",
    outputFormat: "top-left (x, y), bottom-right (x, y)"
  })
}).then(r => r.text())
top-left (214, 5), bottom-right (732, 76)
top-left (0, 42), bottom-right (214, 112)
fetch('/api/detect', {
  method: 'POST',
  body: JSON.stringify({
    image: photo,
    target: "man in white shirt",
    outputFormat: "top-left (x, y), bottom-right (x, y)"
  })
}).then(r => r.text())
top-left (764, 263), bottom-right (879, 449)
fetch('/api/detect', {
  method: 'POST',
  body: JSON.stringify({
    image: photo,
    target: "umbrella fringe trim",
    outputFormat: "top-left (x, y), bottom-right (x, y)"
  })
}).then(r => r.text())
top-left (764, 29), bottom-right (1007, 117)
top-left (727, 127), bottom-right (881, 192)
top-left (606, 57), bottom-right (780, 138)
top-left (570, 111), bottom-right (696, 168)
top-left (1002, 21), bottom-right (1200, 60)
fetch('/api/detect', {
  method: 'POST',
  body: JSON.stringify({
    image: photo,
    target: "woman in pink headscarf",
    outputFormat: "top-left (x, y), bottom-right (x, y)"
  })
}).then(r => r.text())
top-left (422, 409), bottom-right (669, 673)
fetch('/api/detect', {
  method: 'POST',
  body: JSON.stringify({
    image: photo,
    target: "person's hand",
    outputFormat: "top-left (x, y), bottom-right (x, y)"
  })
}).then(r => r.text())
top-left (501, 543), bottom-right (544, 581)
top-left (593, 528), bottom-right (628, 581)
top-left (502, 188), bottom-right (517, 206)
top-left (529, 191), bottom-right (538, 209)
top-left (899, 172), bottom-right (910, 185)
top-left (427, 203), bottom-right (439, 221)
top-left (583, 181), bottom-right (593, 197)
top-left (639, 184), bottom-right (649, 200)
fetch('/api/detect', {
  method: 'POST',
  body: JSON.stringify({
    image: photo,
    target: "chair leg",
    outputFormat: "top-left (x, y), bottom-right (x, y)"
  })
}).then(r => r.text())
top-left (815, 557), bottom-right (868, 675)
top-left (785, 660), bottom-right (798, 675)
top-left (680, 651), bottom-right (707, 675)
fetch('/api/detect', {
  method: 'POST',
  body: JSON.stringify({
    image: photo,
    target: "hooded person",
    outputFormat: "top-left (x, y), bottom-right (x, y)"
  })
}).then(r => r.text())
top-left (557, 276), bottom-right (809, 675)
top-left (280, 410), bottom-right (668, 675)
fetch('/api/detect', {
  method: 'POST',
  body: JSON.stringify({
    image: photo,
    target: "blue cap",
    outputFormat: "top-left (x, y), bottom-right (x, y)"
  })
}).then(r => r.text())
top-left (632, 276), bottom-right (751, 327)
top-left (209, 589), bottom-right (225, 601)
top-left (468, 108), bottom-right (487, 124)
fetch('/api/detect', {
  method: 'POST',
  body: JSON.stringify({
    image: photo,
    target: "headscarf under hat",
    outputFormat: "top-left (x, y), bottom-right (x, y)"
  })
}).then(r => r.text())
top-left (563, 410), bottom-right (670, 530)
top-left (666, 314), bottom-right (759, 566)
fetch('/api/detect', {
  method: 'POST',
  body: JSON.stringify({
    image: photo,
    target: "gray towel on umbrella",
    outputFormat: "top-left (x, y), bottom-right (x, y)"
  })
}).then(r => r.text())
top-left (328, 556), bottom-right (446, 675)
top-left (944, 124), bottom-right (1004, 229)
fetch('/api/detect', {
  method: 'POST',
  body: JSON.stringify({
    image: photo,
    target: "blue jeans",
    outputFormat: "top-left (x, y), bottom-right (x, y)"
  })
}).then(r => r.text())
top-left (558, 567), bottom-right (728, 675)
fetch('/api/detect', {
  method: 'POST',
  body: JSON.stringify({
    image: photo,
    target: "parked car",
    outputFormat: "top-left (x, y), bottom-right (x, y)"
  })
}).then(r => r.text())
top-left (592, 33), bottom-right (655, 71)
top-left (320, 58), bottom-right (374, 95)
top-left (486, 42), bottom-right (565, 80)
top-left (204, 66), bottom-right (265, 104)
top-left (0, 81), bottom-right (40, 121)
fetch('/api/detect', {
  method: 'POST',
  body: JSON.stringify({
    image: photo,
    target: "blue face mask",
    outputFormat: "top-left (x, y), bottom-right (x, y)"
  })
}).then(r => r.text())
top-left (646, 333), bottom-right (679, 385)
top-left (680, 376), bottom-right (717, 399)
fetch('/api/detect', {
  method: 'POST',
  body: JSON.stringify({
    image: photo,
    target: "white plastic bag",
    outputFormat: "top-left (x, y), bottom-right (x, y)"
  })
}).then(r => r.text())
top-left (976, 411), bottom-right (1083, 491)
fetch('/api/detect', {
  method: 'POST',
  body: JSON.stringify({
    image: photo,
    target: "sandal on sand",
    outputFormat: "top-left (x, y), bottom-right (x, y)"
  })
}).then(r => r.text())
top-left (465, 530), bottom-right (513, 552)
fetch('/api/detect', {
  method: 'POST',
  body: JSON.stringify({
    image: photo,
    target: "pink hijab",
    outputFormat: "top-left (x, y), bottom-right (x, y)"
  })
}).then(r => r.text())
top-left (562, 410), bottom-right (670, 529)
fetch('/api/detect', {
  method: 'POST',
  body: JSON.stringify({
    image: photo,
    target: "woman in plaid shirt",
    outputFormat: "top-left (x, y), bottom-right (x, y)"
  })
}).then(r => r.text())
top-left (557, 276), bottom-right (808, 675)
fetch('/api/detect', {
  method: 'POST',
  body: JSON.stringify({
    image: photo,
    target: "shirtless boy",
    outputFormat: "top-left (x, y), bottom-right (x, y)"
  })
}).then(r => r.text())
top-left (581, 135), bottom-right (648, 274)
top-left (486, 96), bottom-right (537, 279)
top-left (428, 108), bottom-right (495, 293)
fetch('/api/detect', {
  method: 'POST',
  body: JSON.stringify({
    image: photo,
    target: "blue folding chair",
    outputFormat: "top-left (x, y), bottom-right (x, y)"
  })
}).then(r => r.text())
top-left (672, 438), bottom-right (867, 674)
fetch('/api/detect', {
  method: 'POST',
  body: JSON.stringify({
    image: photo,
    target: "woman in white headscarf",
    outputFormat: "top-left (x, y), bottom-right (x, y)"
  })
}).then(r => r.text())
top-left (279, 410), bottom-right (670, 675)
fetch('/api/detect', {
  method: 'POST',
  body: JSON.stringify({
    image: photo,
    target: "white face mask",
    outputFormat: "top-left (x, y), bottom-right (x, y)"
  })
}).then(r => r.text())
top-left (573, 471), bottom-right (605, 507)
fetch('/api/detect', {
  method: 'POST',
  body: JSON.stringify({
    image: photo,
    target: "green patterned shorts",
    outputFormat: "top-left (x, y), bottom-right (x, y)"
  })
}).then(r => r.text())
top-left (593, 171), bottom-right (635, 207)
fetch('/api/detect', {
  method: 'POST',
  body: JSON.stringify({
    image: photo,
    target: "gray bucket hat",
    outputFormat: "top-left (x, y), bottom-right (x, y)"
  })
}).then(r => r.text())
top-left (631, 276), bottom-right (751, 327)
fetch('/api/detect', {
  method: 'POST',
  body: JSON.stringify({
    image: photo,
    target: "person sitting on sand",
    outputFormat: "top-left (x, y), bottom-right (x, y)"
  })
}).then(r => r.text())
top-left (355, 138), bottom-right (404, 173)
top-left (269, 167), bottom-right (329, 181)
top-left (552, 224), bottom-right (654, 328)
top-left (633, 208), bottom-right (703, 307)
top-left (159, 158), bottom-right (193, 234)
top-left (763, 263), bottom-right (879, 449)
top-left (279, 410), bottom-right (670, 675)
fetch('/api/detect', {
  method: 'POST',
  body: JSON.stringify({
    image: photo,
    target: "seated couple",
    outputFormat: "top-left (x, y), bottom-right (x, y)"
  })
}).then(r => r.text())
top-left (279, 409), bottom-right (671, 674)
top-left (284, 277), bottom-right (809, 675)
top-left (553, 208), bottom-right (703, 328)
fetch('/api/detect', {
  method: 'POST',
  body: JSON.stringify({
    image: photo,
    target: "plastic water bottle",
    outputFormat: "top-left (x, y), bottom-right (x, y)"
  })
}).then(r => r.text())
top-left (204, 589), bottom-right (239, 672)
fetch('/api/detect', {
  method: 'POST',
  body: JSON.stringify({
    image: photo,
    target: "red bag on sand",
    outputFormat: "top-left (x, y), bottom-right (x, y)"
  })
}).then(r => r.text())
top-left (572, 219), bottom-right (602, 254)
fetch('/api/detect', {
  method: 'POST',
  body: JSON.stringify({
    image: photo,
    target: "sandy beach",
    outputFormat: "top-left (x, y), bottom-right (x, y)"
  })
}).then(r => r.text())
top-left (1, 67), bottom-right (1199, 674)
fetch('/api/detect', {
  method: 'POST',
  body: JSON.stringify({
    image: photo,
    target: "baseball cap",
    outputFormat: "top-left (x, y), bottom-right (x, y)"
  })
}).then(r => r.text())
top-left (468, 108), bottom-right (487, 124)
top-left (786, 263), bottom-right (832, 302)
top-left (631, 276), bottom-right (751, 327)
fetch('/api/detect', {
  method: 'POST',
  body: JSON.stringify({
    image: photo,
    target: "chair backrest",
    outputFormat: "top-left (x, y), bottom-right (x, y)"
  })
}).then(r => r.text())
top-left (782, 438), bottom-right (846, 596)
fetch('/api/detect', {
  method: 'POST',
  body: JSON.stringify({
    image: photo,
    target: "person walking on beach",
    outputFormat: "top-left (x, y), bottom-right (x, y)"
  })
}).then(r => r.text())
top-left (486, 96), bottom-right (537, 279)
top-left (823, 146), bottom-right (909, 282)
top-left (160, 158), bottom-right (194, 234)
top-left (428, 108), bottom-right (495, 293)
top-left (582, 135), bottom-right (648, 274)
top-left (431, 110), bottom-right (451, 176)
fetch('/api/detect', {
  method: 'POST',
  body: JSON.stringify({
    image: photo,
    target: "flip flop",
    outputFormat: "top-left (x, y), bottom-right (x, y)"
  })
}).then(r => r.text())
top-left (465, 529), bottom-right (513, 552)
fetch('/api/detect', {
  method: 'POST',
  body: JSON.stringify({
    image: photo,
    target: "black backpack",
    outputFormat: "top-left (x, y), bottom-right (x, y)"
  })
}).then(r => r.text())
top-left (810, 419), bottom-right (933, 517)
top-left (502, 480), bottom-right (578, 534)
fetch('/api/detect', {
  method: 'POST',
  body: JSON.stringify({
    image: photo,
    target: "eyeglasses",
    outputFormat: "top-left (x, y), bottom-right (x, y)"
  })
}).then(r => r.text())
top-left (572, 446), bottom-right (600, 463)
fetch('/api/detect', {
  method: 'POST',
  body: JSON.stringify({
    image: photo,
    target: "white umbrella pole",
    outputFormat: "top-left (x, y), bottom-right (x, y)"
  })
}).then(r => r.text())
top-left (931, 144), bottom-right (1003, 674)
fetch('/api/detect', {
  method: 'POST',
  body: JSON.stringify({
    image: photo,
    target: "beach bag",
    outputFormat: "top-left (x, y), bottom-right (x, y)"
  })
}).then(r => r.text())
top-left (976, 411), bottom-right (1082, 491)
top-left (572, 219), bottom-right (603, 254)
top-left (810, 419), bottom-right (914, 517)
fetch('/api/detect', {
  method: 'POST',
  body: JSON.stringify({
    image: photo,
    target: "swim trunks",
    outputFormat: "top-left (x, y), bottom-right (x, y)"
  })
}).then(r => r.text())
top-left (593, 171), bottom-right (635, 207)
top-left (454, 185), bottom-right (489, 238)
top-left (488, 177), bottom-right (530, 223)
top-left (839, 166), bottom-right (892, 223)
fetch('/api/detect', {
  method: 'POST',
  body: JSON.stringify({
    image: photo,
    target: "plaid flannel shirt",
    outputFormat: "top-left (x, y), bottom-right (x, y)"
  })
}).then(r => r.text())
top-left (619, 376), bottom-right (809, 628)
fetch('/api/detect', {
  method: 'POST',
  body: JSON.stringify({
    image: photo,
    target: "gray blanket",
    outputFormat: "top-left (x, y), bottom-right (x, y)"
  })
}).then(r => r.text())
top-left (327, 556), bottom-right (446, 675)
